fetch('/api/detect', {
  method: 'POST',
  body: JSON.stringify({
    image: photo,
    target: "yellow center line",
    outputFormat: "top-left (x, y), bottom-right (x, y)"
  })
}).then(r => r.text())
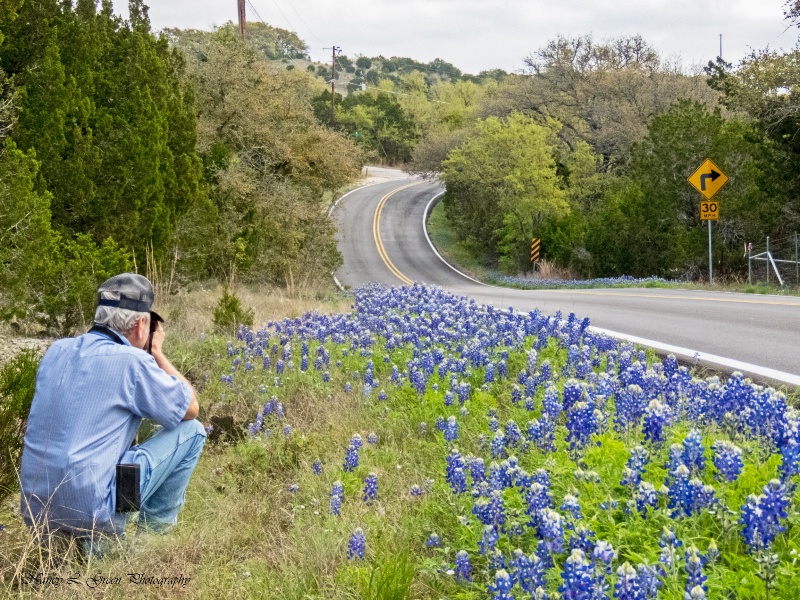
top-left (532, 289), bottom-right (800, 307)
top-left (372, 182), bottom-right (422, 285)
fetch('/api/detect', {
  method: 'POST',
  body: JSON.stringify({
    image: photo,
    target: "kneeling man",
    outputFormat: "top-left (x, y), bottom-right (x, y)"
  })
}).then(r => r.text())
top-left (20, 273), bottom-right (205, 551)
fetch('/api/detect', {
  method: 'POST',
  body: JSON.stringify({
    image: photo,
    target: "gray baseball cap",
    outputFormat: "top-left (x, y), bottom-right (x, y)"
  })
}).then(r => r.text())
top-left (97, 273), bottom-right (163, 322)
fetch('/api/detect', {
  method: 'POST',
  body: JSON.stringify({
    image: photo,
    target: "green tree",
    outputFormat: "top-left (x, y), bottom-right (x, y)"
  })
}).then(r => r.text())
top-left (0, 0), bottom-right (203, 262)
top-left (441, 113), bottom-right (569, 271)
top-left (174, 27), bottom-right (361, 285)
top-left (587, 101), bottom-right (782, 278)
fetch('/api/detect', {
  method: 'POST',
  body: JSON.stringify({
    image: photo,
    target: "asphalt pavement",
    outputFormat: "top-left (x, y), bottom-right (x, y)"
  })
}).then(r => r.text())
top-left (334, 173), bottom-right (800, 386)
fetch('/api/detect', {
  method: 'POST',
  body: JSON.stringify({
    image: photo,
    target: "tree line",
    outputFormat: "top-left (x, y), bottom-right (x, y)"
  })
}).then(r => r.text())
top-left (314, 28), bottom-right (800, 281)
top-left (0, 0), bottom-right (360, 334)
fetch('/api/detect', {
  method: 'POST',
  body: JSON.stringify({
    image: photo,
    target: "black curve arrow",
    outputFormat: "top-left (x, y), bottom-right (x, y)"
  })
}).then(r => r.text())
top-left (700, 170), bottom-right (721, 191)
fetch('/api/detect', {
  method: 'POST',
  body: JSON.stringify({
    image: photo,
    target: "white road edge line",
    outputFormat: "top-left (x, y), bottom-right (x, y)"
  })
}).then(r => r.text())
top-left (421, 191), bottom-right (799, 389)
top-left (590, 326), bottom-right (800, 389)
top-left (422, 191), bottom-right (497, 288)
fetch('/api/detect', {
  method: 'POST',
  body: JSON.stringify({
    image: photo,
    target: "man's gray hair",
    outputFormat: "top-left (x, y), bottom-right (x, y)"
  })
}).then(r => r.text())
top-left (94, 291), bottom-right (150, 335)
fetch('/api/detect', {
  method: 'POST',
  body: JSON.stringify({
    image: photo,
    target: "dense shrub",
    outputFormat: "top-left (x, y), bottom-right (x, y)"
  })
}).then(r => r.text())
top-left (0, 350), bottom-right (39, 501)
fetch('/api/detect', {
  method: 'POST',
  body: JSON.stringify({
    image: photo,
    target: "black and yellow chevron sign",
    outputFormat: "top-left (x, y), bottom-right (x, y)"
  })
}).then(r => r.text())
top-left (530, 238), bottom-right (540, 262)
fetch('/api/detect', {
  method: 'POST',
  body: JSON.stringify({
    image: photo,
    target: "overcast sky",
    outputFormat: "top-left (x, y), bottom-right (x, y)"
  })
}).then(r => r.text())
top-left (144, 0), bottom-right (795, 74)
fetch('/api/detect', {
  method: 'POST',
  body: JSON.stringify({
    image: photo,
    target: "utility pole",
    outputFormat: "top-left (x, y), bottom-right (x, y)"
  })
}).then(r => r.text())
top-left (237, 0), bottom-right (247, 41)
top-left (324, 46), bottom-right (341, 125)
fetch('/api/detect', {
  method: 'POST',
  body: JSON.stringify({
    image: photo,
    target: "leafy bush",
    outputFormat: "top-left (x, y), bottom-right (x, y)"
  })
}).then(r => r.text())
top-left (212, 288), bottom-right (254, 333)
top-left (0, 350), bottom-right (39, 501)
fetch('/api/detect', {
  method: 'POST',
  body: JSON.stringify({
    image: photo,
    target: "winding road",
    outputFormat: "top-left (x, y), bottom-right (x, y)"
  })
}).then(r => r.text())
top-left (334, 169), bottom-right (800, 388)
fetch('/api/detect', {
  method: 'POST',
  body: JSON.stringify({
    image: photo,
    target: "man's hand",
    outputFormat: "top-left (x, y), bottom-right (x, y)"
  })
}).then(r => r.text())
top-left (150, 322), bottom-right (166, 356)
top-left (149, 323), bottom-right (199, 421)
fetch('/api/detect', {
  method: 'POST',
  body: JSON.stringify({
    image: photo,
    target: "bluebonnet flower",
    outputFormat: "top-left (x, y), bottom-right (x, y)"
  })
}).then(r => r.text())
top-left (485, 363), bottom-right (496, 384)
top-left (633, 482), bottom-right (658, 516)
top-left (682, 430), bottom-right (706, 476)
top-left (527, 418), bottom-right (556, 453)
top-left (559, 548), bottom-right (594, 600)
top-left (539, 508), bottom-right (565, 554)
top-left (276, 359), bottom-right (285, 375)
top-left (444, 390), bottom-right (454, 406)
top-left (488, 416), bottom-right (500, 432)
top-left (312, 459), bottom-right (322, 475)
top-left (470, 457), bottom-right (486, 484)
top-left (409, 485), bottom-right (423, 496)
top-left (665, 443), bottom-right (685, 474)
top-left (543, 385), bottom-right (563, 419)
top-left (457, 381), bottom-right (471, 404)
top-left (435, 417), bottom-right (446, 432)
top-left (511, 385), bottom-right (522, 404)
top-left (739, 479), bottom-right (789, 553)
top-left (350, 433), bottom-right (362, 449)
top-left (444, 416), bottom-right (459, 442)
top-left (561, 494), bottom-right (583, 521)
top-left (615, 384), bottom-right (645, 432)
top-left (343, 444), bottom-right (359, 472)
top-left (527, 347), bottom-right (538, 374)
top-left (367, 432), bottom-right (378, 445)
top-left (473, 490), bottom-right (506, 529)
top-left (684, 545), bottom-right (707, 598)
top-left (363, 382), bottom-right (372, 397)
top-left (487, 569), bottom-right (514, 600)
top-left (282, 425), bottom-right (292, 437)
top-left (705, 540), bottom-right (719, 564)
top-left (453, 550), bottom-right (473, 581)
top-left (362, 473), bottom-right (378, 504)
top-left (247, 412), bottom-right (263, 436)
top-left (262, 356), bottom-right (271, 370)
top-left (347, 528), bottom-right (366, 560)
top-left (593, 540), bottom-right (616, 569)
top-left (506, 420), bottom-right (523, 447)
top-left (511, 549), bottom-right (547, 594)
top-left (446, 449), bottom-right (467, 494)
top-left (643, 400), bottom-right (671, 445)
top-left (289, 484), bottom-right (299, 493)
top-left (658, 527), bottom-right (682, 571)
top-left (686, 586), bottom-right (707, 600)
top-left (711, 440), bottom-right (743, 483)
top-left (637, 563), bottom-right (662, 599)
top-left (479, 525), bottom-right (500, 555)
top-left (344, 382), bottom-right (352, 393)
top-left (491, 430), bottom-right (506, 458)
top-left (569, 524), bottom-right (596, 554)
top-left (614, 562), bottom-right (644, 600)
top-left (566, 400), bottom-right (597, 458)
top-left (322, 371), bottom-right (330, 383)
top-left (329, 481), bottom-right (343, 515)
top-left (300, 355), bottom-right (308, 372)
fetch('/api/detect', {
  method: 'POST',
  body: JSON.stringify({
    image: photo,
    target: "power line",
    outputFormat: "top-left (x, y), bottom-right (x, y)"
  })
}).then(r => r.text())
top-left (282, 0), bottom-right (326, 46)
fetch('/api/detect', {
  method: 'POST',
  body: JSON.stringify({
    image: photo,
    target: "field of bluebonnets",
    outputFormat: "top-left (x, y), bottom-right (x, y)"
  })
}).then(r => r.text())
top-left (206, 283), bottom-right (799, 599)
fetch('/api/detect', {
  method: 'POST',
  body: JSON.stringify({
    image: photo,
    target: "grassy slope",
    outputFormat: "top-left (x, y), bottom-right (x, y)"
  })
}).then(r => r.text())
top-left (2, 284), bottom-right (800, 599)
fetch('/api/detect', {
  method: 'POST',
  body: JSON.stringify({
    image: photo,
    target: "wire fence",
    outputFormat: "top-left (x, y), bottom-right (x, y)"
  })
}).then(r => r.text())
top-left (748, 232), bottom-right (800, 287)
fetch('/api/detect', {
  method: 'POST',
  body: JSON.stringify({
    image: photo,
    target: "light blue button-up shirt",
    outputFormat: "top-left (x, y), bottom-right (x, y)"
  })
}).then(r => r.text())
top-left (20, 330), bottom-right (191, 535)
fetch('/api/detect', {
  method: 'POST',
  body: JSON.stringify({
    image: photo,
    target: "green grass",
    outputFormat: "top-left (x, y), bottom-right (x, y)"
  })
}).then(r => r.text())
top-left (426, 201), bottom-right (493, 280)
top-left (426, 200), bottom-right (800, 296)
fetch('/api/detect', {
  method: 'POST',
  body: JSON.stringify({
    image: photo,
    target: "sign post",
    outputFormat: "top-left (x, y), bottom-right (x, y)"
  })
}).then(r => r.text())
top-left (688, 159), bottom-right (728, 284)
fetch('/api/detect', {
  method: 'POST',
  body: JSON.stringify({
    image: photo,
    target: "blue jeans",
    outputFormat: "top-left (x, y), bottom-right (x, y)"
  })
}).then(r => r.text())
top-left (123, 418), bottom-right (207, 532)
top-left (81, 419), bottom-right (206, 557)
